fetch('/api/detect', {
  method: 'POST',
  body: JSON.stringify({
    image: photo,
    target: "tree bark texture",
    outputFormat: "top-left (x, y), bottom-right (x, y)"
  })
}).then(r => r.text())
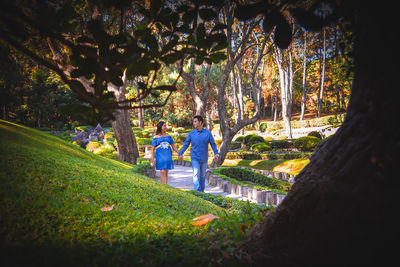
top-left (179, 60), bottom-right (210, 118)
top-left (300, 31), bottom-right (307, 121)
top-left (273, 39), bottom-right (293, 138)
top-left (317, 29), bottom-right (326, 118)
top-left (239, 4), bottom-right (399, 266)
top-left (108, 80), bottom-right (139, 165)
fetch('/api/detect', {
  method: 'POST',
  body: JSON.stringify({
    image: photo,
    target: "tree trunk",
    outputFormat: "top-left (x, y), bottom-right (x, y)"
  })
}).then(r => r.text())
top-left (111, 108), bottom-right (139, 164)
top-left (135, 80), bottom-right (144, 129)
top-left (108, 76), bottom-right (139, 165)
top-left (300, 31), bottom-right (307, 121)
top-left (273, 40), bottom-right (293, 138)
top-left (317, 28), bottom-right (326, 118)
top-left (179, 61), bottom-right (210, 118)
top-left (239, 4), bottom-right (398, 266)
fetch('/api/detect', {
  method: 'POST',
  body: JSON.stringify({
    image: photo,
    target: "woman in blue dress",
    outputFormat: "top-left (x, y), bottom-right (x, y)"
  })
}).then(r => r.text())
top-left (151, 121), bottom-right (179, 184)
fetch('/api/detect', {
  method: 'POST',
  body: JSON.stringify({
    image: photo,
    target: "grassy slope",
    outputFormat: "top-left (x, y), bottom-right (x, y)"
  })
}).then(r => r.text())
top-left (0, 120), bottom-right (260, 266)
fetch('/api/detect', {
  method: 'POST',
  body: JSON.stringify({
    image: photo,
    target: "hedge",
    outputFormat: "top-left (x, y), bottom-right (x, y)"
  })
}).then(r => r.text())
top-left (213, 167), bottom-right (292, 194)
top-left (293, 136), bottom-right (322, 152)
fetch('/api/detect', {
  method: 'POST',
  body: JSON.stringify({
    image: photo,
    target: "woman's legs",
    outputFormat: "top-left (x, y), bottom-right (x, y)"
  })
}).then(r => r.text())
top-left (160, 170), bottom-right (168, 184)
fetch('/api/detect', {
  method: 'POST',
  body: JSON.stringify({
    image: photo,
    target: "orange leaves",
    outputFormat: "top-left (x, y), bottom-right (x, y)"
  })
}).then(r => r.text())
top-left (101, 204), bottom-right (114, 211)
top-left (192, 213), bottom-right (220, 226)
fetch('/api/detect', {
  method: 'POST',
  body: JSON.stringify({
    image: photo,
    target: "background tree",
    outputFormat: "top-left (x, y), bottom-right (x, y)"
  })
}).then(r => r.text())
top-left (214, 3), bottom-right (270, 164)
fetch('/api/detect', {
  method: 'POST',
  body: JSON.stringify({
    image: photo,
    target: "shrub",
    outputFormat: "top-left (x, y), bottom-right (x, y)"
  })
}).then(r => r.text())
top-left (72, 140), bottom-right (85, 148)
top-left (141, 130), bottom-right (151, 138)
top-left (104, 132), bottom-right (114, 140)
top-left (264, 136), bottom-right (274, 142)
top-left (276, 135), bottom-right (288, 140)
top-left (293, 136), bottom-right (322, 152)
top-left (307, 131), bottom-right (322, 139)
top-left (86, 141), bottom-right (101, 152)
top-left (172, 127), bottom-right (185, 133)
top-left (132, 159), bottom-right (152, 174)
top-left (251, 143), bottom-right (271, 153)
top-left (175, 135), bottom-right (187, 143)
top-left (75, 125), bottom-right (91, 132)
top-left (241, 153), bottom-right (261, 160)
top-left (136, 138), bottom-right (152, 145)
top-left (229, 141), bottom-right (241, 150)
top-left (217, 167), bottom-right (292, 193)
top-left (269, 140), bottom-right (291, 150)
top-left (248, 135), bottom-right (266, 145)
top-left (243, 134), bottom-right (255, 145)
top-left (234, 136), bottom-right (245, 143)
top-left (259, 122), bottom-right (268, 133)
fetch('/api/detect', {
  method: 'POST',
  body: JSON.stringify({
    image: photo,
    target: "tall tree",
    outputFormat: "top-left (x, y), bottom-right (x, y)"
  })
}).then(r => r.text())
top-left (178, 60), bottom-right (211, 119)
top-left (316, 28), bottom-right (326, 117)
top-left (215, 4), bottom-right (267, 164)
top-left (299, 30), bottom-right (307, 121)
top-left (271, 34), bottom-right (294, 138)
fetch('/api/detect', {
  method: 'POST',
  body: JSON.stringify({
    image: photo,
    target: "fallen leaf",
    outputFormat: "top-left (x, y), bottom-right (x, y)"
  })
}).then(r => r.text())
top-left (192, 213), bottom-right (220, 226)
top-left (101, 204), bottom-right (114, 211)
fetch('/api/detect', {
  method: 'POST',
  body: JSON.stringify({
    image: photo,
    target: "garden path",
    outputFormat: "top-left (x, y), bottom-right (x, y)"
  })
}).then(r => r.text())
top-left (154, 165), bottom-right (257, 203)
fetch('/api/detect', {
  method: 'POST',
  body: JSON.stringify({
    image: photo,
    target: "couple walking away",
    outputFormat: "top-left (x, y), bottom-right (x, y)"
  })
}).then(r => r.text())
top-left (151, 115), bottom-right (219, 192)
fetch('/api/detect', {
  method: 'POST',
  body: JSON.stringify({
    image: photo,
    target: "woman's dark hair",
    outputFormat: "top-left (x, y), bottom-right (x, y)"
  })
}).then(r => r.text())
top-left (156, 121), bottom-right (165, 135)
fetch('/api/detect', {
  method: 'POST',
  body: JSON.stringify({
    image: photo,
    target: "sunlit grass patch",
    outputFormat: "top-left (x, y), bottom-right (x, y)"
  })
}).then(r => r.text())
top-left (273, 159), bottom-right (309, 175)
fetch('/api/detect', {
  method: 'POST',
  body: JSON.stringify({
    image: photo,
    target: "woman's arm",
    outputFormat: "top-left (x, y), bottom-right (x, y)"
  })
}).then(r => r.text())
top-left (171, 143), bottom-right (179, 154)
top-left (151, 146), bottom-right (156, 166)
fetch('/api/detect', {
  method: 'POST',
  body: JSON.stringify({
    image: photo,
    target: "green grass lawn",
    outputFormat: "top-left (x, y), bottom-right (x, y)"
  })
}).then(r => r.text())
top-left (0, 120), bottom-right (266, 266)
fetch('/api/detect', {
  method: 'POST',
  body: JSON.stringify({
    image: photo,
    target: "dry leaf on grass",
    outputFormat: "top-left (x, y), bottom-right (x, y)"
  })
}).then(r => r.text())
top-left (192, 213), bottom-right (220, 226)
top-left (101, 204), bottom-right (115, 211)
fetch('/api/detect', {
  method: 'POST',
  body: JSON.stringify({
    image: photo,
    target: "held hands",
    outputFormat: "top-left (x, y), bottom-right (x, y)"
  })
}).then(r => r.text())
top-left (178, 155), bottom-right (183, 160)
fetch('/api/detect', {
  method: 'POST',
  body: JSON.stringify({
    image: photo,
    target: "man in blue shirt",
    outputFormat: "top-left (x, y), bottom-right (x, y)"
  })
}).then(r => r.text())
top-left (178, 115), bottom-right (219, 192)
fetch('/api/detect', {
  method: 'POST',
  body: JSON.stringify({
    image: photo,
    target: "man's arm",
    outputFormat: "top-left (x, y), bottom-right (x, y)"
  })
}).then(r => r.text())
top-left (209, 131), bottom-right (219, 156)
top-left (178, 133), bottom-right (191, 159)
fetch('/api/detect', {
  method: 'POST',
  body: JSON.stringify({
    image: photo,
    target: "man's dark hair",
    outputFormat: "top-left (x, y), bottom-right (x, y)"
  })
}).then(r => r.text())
top-left (193, 115), bottom-right (203, 123)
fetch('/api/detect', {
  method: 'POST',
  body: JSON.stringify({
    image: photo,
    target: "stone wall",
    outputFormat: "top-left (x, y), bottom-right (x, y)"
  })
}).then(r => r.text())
top-left (173, 160), bottom-right (291, 207)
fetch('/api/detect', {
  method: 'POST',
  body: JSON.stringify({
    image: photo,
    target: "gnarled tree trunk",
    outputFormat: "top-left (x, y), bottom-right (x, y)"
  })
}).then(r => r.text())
top-left (239, 4), bottom-right (398, 266)
top-left (108, 81), bottom-right (139, 165)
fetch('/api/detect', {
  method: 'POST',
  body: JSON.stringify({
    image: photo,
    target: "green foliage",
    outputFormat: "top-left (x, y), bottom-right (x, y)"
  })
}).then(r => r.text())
top-left (243, 134), bottom-right (255, 145)
top-left (241, 153), bottom-right (262, 160)
top-left (131, 159), bottom-right (152, 174)
top-left (248, 135), bottom-right (266, 145)
top-left (264, 136), bottom-right (274, 142)
top-left (251, 143), bottom-right (271, 153)
top-left (75, 125), bottom-right (91, 132)
top-left (259, 122), bottom-right (268, 132)
top-left (136, 138), bottom-right (152, 146)
top-left (229, 141), bottom-right (242, 150)
top-left (293, 136), bottom-right (322, 152)
top-left (72, 139), bottom-right (85, 148)
top-left (86, 141), bottom-right (101, 152)
top-left (234, 136), bottom-right (245, 143)
top-left (328, 113), bottom-right (346, 127)
top-left (104, 131), bottom-right (114, 140)
top-left (0, 120), bottom-right (266, 266)
top-left (269, 140), bottom-right (291, 150)
top-left (307, 131), bottom-right (323, 139)
top-left (213, 167), bottom-right (292, 194)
